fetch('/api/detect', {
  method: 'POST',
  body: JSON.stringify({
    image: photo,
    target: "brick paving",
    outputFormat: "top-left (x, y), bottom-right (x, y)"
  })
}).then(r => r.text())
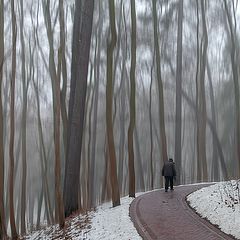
top-left (130, 184), bottom-right (236, 240)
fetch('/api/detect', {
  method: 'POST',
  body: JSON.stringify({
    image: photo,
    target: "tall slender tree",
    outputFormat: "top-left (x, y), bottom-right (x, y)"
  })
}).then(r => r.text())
top-left (42, 0), bottom-right (65, 226)
top-left (152, 0), bottom-right (168, 186)
top-left (89, 2), bottom-right (103, 207)
top-left (0, 0), bottom-right (6, 238)
top-left (20, 0), bottom-right (28, 234)
top-left (174, 0), bottom-right (183, 184)
top-left (106, 0), bottom-right (120, 207)
top-left (64, 0), bottom-right (95, 217)
top-left (53, 48), bottom-right (65, 228)
top-left (128, 0), bottom-right (137, 198)
top-left (223, 0), bottom-right (240, 178)
top-left (9, 0), bottom-right (18, 238)
top-left (207, 59), bottom-right (218, 181)
top-left (198, 0), bottom-right (208, 181)
top-left (59, 0), bottom-right (68, 155)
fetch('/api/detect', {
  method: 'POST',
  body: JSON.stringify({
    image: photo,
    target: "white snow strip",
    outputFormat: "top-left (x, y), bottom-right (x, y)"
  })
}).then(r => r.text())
top-left (22, 194), bottom-right (143, 240)
top-left (187, 180), bottom-right (240, 239)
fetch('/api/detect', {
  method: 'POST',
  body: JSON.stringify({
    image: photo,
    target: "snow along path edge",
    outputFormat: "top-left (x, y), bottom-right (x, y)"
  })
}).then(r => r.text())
top-left (130, 184), bottom-right (235, 240)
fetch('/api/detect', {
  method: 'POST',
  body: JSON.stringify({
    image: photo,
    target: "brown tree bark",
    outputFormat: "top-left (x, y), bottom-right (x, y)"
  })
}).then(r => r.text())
top-left (152, 0), bottom-right (168, 187)
top-left (198, 0), bottom-right (208, 181)
top-left (54, 49), bottom-right (65, 228)
top-left (0, 0), bottom-right (6, 238)
top-left (134, 129), bottom-right (145, 191)
top-left (174, 0), bottom-right (183, 184)
top-left (9, 0), bottom-right (18, 238)
top-left (118, 2), bottom-right (127, 194)
top-left (64, 0), bottom-right (94, 217)
top-left (42, 0), bottom-right (65, 226)
top-left (59, 0), bottom-right (68, 156)
top-left (89, 0), bottom-right (103, 208)
top-left (33, 77), bottom-right (54, 224)
top-left (223, 0), bottom-right (240, 178)
top-left (206, 59), bottom-right (218, 181)
top-left (106, 0), bottom-right (120, 207)
top-left (128, 0), bottom-right (136, 198)
top-left (20, 0), bottom-right (28, 234)
top-left (149, 52), bottom-right (154, 190)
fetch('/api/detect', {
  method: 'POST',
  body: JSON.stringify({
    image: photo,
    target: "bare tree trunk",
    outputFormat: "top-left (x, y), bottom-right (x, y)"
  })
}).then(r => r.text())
top-left (33, 78), bottom-right (53, 224)
top-left (199, 0), bottom-right (208, 181)
top-left (134, 129), bottom-right (145, 191)
top-left (149, 52), bottom-right (154, 190)
top-left (223, 0), bottom-right (240, 178)
top-left (174, 0), bottom-right (183, 184)
top-left (19, 0), bottom-right (27, 234)
top-left (64, 0), bottom-right (94, 217)
top-left (42, 0), bottom-right (62, 224)
top-left (152, 0), bottom-right (168, 187)
top-left (54, 49), bottom-right (65, 228)
top-left (9, 0), bottom-right (18, 238)
top-left (195, 0), bottom-right (201, 181)
top-left (206, 59), bottom-right (218, 181)
top-left (87, 65), bottom-right (94, 210)
top-left (106, 0), bottom-right (120, 207)
top-left (89, 1), bottom-right (103, 208)
top-left (0, 0), bottom-right (6, 237)
top-left (59, 0), bottom-right (68, 156)
top-left (36, 184), bottom-right (44, 228)
top-left (128, 0), bottom-right (136, 198)
top-left (118, 3), bottom-right (127, 194)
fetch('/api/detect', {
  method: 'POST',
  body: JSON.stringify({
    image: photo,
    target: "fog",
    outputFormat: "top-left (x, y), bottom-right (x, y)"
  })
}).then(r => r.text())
top-left (0, 0), bottom-right (240, 237)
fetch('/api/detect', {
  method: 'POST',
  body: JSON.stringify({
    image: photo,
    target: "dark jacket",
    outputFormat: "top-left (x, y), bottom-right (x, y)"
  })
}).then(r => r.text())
top-left (162, 161), bottom-right (176, 177)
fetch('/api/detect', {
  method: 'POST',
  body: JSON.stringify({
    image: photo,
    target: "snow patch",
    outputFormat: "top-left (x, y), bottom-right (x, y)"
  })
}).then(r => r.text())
top-left (187, 180), bottom-right (240, 239)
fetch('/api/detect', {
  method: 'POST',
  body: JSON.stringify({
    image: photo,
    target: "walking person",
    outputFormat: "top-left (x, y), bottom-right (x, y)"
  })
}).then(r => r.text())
top-left (162, 158), bottom-right (176, 192)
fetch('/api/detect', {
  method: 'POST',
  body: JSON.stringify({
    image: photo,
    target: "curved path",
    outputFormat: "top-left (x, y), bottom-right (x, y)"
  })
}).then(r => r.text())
top-left (130, 184), bottom-right (235, 240)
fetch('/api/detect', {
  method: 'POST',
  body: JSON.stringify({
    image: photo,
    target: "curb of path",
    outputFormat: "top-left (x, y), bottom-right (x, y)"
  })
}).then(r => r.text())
top-left (184, 193), bottom-right (237, 240)
top-left (130, 185), bottom-right (236, 240)
top-left (129, 192), bottom-right (156, 240)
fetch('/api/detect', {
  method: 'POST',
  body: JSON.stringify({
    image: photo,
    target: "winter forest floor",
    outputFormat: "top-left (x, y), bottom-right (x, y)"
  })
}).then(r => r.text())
top-left (21, 181), bottom-right (240, 240)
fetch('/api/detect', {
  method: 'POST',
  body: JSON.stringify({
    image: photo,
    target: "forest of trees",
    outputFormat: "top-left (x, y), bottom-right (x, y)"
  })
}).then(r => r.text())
top-left (0, 0), bottom-right (240, 239)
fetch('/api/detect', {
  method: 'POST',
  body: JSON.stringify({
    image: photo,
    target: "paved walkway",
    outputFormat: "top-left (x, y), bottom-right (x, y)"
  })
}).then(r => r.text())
top-left (130, 184), bottom-right (235, 240)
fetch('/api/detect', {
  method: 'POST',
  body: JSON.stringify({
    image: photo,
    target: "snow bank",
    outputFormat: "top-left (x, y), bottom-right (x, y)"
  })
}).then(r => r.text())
top-left (22, 195), bottom-right (142, 240)
top-left (187, 180), bottom-right (240, 239)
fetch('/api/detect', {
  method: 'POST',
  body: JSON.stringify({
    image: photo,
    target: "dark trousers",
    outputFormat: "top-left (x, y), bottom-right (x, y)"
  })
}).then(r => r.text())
top-left (164, 176), bottom-right (173, 190)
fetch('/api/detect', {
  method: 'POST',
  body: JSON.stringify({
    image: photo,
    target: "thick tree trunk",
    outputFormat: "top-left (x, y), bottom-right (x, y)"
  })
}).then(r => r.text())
top-left (106, 0), bottom-right (120, 207)
top-left (152, 0), bottom-right (168, 187)
top-left (9, 0), bottom-right (18, 238)
top-left (174, 0), bottom-right (183, 185)
top-left (64, 0), bottom-right (94, 217)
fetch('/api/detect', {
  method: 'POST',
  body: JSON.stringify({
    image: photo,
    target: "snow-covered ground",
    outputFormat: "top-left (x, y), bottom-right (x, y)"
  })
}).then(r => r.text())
top-left (188, 180), bottom-right (240, 239)
top-left (22, 181), bottom-right (240, 240)
top-left (21, 194), bottom-right (142, 240)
